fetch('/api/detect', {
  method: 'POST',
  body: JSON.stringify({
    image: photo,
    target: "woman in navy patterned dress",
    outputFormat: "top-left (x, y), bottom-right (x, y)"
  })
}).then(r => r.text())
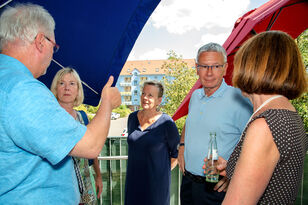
top-left (222, 31), bottom-right (307, 204)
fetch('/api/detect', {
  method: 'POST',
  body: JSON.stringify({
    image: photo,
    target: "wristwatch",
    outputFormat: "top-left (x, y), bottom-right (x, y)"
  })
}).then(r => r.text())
top-left (177, 143), bottom-right (185, 150)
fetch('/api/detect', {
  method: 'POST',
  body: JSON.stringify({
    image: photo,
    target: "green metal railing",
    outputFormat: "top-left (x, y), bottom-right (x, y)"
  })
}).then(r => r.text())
top-left (95, 136), bottom-right (308, 205)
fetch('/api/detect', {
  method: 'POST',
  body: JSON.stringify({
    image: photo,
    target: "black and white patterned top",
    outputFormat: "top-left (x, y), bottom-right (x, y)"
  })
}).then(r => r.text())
top-left (226, 109), bottom-right (308, 204)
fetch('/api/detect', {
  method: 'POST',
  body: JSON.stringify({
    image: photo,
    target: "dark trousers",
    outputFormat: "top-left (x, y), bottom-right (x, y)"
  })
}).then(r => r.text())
top-left (180, 173), bottom-right (226, 205)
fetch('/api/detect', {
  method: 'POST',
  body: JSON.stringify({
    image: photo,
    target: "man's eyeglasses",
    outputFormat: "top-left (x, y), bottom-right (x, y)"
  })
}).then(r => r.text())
top-left (196, 64), bottom-right (225, 71)
top-left (44, 36), bottom-right (60, 53)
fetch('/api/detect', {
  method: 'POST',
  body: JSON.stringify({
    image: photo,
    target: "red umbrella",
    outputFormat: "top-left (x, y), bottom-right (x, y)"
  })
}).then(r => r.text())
top-left (172, 0), bottom-right (308, 121)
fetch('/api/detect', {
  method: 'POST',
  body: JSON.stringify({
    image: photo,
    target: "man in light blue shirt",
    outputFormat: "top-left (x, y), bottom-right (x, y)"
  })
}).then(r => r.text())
top-left (0, 4), bottom-right (121, 204)
top-left (178, 43), bottom-right (252, 205)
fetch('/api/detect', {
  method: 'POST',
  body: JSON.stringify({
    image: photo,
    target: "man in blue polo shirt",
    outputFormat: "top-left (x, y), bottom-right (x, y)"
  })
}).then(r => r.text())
top-left (0, 3), bottom-right (121, 204)
top-left (177, 43), bottom-right (252, 205)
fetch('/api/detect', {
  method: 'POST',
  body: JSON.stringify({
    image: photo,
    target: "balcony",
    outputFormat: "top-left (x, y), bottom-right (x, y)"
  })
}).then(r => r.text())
top-left (95, 136), bottom-right (308, 205)
top-left (120, 82), bottom-right (131, 87)
top-left (96, 136), bottom-right (180, 205)
top-left (120, 92), bottom-right (131, 96)
top-left (122, 101), bottom-right (132, 105)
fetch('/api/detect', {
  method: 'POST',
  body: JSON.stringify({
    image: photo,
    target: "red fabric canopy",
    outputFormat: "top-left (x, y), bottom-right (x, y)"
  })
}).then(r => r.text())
top-left (172, 0), bottom-right (308, 121)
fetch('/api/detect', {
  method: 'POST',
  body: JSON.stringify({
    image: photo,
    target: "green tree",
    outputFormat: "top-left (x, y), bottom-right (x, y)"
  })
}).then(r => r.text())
top-left (292, 29), bottom-right (308, 132)
top-left (161, 50), bottom-right (198, 133)
top-left (296, 29), bottom-right (308, 68)
top-left (291, 92), bottom-right (308, 132)
top-left (112, 104), bottom-right (132, 118)
top-left (75, 104), bottom-right (99, 121)
top-left (76, 103), bottom-right (132, 121)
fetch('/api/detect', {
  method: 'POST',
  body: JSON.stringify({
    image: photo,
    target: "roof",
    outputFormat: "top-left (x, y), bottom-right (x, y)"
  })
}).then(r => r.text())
top-left (120, 59), bottom-right (196, 75)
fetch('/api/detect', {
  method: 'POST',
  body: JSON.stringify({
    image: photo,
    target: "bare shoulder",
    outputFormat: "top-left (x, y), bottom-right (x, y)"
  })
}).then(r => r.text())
top-left (248, 118), bottom-right (269, 131)
top-left (244, 118), bottom-right (278, 154)
top-left (246, 118), bottom-right (271, 139)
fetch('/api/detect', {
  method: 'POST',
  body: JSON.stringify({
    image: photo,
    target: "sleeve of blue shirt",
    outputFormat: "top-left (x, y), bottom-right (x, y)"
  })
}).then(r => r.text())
top-left (232, 89), bottom-right (253, 134)
top-left (4, 78), bottom-right (86, 165)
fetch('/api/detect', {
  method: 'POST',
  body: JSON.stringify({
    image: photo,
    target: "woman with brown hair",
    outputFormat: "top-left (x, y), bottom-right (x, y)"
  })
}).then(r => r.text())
top-left (223, 31), bottom-right (307, 204)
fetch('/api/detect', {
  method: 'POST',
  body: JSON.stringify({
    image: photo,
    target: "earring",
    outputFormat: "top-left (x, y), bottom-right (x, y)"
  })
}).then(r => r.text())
top-left (156, 105), bottom-right (160, 112)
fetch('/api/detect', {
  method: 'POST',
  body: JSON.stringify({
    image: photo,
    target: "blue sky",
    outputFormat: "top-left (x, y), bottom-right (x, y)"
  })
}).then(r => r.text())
top-left (128, 0), bottom-right (269, 60)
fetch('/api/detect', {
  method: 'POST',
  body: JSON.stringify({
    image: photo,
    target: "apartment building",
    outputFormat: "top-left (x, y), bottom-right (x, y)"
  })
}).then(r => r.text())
top-left (115, 59), bottom-right (195, 111)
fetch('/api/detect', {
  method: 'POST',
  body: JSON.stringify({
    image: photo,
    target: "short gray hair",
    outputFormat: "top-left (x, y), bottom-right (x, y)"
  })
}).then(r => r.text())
top-left (143, 81), bottom-right (164, 98)
top-left (0, 3), bottom-right (55, 50)
top-left (196, 43), bottom-right (227, 63)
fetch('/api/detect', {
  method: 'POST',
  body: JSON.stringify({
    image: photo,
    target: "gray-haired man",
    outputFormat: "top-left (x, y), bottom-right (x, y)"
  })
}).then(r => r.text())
top-left (0, 3), bottom-right (120, 204)
top-left (178, 43), bottom-right (252, 204)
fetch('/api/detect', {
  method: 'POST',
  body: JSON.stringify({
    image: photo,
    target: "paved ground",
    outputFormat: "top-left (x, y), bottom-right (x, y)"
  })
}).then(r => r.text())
top-left (108, 116), bottom-right (128, 137)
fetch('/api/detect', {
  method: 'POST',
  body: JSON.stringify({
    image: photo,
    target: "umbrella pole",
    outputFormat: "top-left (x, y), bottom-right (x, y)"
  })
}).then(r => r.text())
top-left (0, 0), bottom-right (13, 9)
top-left (51, 59), bottom-right (99, 95)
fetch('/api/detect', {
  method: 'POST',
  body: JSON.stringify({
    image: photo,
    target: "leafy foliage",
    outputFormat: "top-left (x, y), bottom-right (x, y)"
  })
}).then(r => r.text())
top-left (296, 29), bottom-right (308, 69)
top-left (75, 103), bottom-right (132, 121)
top-left (75, 104), bottom-right (98, 121)
top-left (292, 29), bottom-right (308, 132)
top-left (112, 105), bottom-right (132, 118)
top-left (161, 50), bottom-right (198, 133)
top-left (291, 92), bottom-right (308, 132)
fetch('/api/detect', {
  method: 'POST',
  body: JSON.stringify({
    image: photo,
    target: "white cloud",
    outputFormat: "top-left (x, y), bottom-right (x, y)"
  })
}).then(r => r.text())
top-left (151, 0), bottom-right (250, 34)
top-left (137, 48), bottom-right (168, 60)
top-left (196, 30), bottom-right (232, 48)
top-left (127, 51), bottom-right (137, 60)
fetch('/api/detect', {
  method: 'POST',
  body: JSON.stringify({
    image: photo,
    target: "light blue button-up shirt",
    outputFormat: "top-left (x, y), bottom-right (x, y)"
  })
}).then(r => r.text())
top-left (0, 54), bottom-right (87, 204)
top-left (184, 79), bottom-right (252, 176)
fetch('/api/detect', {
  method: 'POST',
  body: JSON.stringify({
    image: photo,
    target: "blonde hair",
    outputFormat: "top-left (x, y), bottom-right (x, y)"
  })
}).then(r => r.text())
top-left (233, 31), bottom-right (307, 99)
top-left (50, 67), bottom-right (84, 106)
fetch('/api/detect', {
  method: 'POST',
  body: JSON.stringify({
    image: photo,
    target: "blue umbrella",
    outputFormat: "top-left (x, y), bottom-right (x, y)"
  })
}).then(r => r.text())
top-left (0, 0), bottom-right (160, 105)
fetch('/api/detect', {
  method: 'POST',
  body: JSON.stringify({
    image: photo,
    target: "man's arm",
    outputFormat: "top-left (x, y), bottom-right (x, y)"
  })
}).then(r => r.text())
top-left (177, 124), bottom-right (186, 174)
top-left (69, 76), bottom-right (121, 158)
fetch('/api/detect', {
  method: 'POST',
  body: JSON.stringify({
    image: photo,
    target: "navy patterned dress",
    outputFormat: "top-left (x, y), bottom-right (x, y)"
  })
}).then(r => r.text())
top-left (226, 109), bottom-right (308, 204)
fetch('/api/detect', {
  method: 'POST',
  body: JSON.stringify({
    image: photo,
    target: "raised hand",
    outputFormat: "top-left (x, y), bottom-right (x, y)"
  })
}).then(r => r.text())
top-left (101, 76), bottom-right (121, 109)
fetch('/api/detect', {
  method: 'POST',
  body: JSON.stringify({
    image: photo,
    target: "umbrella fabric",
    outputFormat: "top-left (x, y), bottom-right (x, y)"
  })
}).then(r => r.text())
top-left (172, 0), bottom-right (308, 121)
top-left (0, 0), bottom-right (160, 106)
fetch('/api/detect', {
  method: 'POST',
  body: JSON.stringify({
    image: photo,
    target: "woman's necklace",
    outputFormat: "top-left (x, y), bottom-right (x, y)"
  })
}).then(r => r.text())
top-left (240, 95), bottom-right (283, 140)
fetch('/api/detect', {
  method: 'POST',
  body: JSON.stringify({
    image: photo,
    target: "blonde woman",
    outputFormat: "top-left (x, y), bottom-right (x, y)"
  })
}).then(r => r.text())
top-left (51, 68), bottom-right (103, 204)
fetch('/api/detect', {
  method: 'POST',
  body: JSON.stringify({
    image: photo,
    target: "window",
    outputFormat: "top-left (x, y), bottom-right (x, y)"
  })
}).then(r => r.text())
top-left (134, 80), bottom-right (137, 86)
top-left (143, 68), bottom-right (146, 72)
top-left (125, 77), bottom-right (131, 82)
top-left (127, 68), bottom-right (130, 72)
top-left (155, 68), bottom-right (159, 72)
top-left (134, 90), bottom-right (138, 95)
top-left (141, 77), bottom-right (148, 81)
